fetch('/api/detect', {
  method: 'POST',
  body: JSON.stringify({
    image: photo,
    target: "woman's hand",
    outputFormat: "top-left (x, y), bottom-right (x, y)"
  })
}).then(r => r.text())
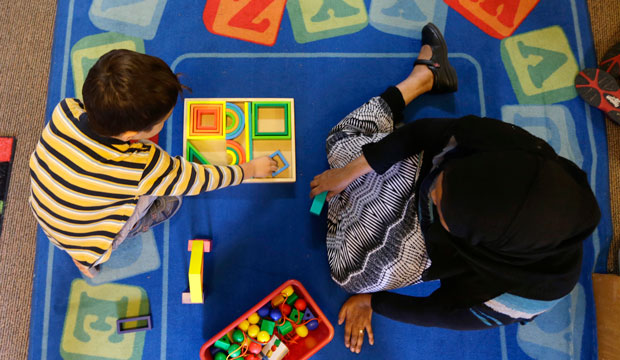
top-left (241, 156), bottom-right (278, 179)
top-left (310, 167), bottom-right (354, 200)
top-left (338, 294), bottom-right (374, 353)
top-left (310, 155), bottom-right (373, 201)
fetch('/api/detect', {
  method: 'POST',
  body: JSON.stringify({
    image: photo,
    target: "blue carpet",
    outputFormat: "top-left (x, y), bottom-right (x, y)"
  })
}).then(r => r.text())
top-left (29, 1), bottom-right (612, 359)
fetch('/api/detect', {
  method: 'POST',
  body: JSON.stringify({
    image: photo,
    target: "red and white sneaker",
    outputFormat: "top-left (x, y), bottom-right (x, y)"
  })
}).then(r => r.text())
top-left (575, 68), bottom-right (620, 124)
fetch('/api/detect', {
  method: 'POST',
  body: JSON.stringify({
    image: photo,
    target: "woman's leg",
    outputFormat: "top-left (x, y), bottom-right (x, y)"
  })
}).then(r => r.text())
top-left (326, 47), bottom-right (435, 169)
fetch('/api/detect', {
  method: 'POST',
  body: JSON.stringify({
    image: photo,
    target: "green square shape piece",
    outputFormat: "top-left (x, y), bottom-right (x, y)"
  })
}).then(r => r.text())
top-left (252, 102), bottom-right (291, 139)
top-left (500, 26), bottom-right (578, 105)
top-left (287, 0), bottom-right (368, 44)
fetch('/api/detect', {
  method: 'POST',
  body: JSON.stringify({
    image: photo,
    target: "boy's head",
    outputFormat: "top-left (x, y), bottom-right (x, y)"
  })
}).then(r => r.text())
top-left (82, 49), bottom-right (183, 139)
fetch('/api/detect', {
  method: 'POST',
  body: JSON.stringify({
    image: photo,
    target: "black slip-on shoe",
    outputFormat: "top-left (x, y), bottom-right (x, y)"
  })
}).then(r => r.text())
top-left (414, 23), bottom-right (458, 94)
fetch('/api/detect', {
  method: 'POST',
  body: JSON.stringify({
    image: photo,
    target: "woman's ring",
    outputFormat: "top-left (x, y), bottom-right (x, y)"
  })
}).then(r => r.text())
top-left (359, 329), bottom-right (364, 334)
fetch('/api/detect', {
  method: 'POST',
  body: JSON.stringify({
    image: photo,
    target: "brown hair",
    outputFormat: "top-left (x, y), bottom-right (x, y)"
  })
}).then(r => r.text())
top-left (82, 49), bottom-right (185, 137)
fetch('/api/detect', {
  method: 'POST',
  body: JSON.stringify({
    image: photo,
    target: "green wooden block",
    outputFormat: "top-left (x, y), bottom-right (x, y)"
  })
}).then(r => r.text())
top-left (277, 321), bottom-right (293, 336)
top-left (310, 191), bottom-right (327, 215)
top-left (261, 319), bottom-right (275, 335)
top-left (290, 308), bottom-right (302, 324)
top-left (214, 336), bottom-right (231, 351)
top-left (285, 292), bottom-right (299, 306)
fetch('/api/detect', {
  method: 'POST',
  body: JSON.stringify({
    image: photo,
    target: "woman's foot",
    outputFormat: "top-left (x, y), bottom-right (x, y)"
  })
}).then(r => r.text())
top-left (417, 23), bottom-right (458, 94)
top-left (395, 45), bottom-right (434, 104)
top-left (396, 23), bottom-right (458, 105)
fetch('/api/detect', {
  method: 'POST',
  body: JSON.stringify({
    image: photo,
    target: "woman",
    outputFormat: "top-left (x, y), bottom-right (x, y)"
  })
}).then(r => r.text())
top-left (310, 23), bottom-right (601, 354)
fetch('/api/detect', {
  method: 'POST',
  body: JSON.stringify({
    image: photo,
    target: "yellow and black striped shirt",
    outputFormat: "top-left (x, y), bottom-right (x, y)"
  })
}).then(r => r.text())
top-left (29, 98), bottom-right (244, 267)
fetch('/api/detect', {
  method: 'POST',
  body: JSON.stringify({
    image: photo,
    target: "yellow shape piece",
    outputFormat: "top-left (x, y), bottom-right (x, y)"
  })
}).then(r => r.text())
top-left (188, 240), bottom-right (204, 303)
top-left (244, 102), bottom-right (251, 162)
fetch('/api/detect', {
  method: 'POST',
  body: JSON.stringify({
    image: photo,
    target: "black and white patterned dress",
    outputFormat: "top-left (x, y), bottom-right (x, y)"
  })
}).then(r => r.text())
top-left (325, 97), bottom-right (431, 294)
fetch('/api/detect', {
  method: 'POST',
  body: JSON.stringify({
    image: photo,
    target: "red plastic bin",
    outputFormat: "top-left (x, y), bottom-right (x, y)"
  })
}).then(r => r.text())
top-left (200, 279), bottom-right (334, 360)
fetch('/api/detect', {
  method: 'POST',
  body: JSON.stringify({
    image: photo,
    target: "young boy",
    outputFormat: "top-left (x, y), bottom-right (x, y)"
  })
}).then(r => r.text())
top-left (29, 49), bottom-right (277, 278)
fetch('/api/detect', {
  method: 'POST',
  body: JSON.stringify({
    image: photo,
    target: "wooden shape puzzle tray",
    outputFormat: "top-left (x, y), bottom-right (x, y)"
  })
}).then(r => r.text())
top-left (183, 98), bottom-right (296, 183)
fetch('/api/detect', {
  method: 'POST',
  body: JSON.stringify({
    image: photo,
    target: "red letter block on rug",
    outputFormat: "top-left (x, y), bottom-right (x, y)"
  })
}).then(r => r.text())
top-left (444, 0), bottom-right (539, 39)
top-left (203, 0), bottom-right (288, 46)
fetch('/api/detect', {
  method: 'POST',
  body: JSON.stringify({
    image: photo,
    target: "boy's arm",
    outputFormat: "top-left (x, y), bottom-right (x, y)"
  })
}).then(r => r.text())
top-left (137, 145), bottom-right (276, 196)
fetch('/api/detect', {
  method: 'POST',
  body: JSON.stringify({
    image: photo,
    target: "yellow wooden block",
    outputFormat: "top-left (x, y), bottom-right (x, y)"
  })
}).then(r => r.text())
top-left (188, 240), bottom-right (204, 303)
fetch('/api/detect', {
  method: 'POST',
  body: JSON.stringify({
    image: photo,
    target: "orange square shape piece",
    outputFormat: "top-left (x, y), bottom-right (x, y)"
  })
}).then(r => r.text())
top-left (202, 0), bottom-right (288, 46)
top-left (190, 104), bottom-right (223, 136)
top-left (444, 0), bottom-right (540, 39)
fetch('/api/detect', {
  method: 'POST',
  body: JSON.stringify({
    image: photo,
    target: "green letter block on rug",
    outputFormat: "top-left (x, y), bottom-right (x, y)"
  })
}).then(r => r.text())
top-left (501, 26), bottom-right (578, 104)
top-left (287, 0), bottom-right (368, 43)
top-left (60, 279), bottom-right (149, 360)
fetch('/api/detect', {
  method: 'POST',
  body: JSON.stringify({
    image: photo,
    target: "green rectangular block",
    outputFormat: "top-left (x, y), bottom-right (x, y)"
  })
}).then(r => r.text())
top-left (310, 191), bottom-right (327, 216)
top-left (277, 321), bottom-right (293, 336)
top-left (261, 319), bottom-right (275, 335)
top-left (285, 292), bottom-right (299, 306)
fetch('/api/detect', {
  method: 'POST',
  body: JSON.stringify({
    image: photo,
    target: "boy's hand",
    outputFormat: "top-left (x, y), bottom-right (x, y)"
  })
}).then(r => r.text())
top-left (241, 156), bottom-right (278, 179)
top-left (72, 258), bottom-right (95, 278)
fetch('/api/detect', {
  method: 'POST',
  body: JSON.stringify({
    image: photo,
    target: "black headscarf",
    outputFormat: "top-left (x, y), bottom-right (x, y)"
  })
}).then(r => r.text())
top-left (422, 120), bottom-right (601, 307)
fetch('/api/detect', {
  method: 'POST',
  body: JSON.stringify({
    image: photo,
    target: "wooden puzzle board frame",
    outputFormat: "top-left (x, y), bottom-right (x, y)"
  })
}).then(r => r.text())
top-left (183, 98), bottom-right (296, 183)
